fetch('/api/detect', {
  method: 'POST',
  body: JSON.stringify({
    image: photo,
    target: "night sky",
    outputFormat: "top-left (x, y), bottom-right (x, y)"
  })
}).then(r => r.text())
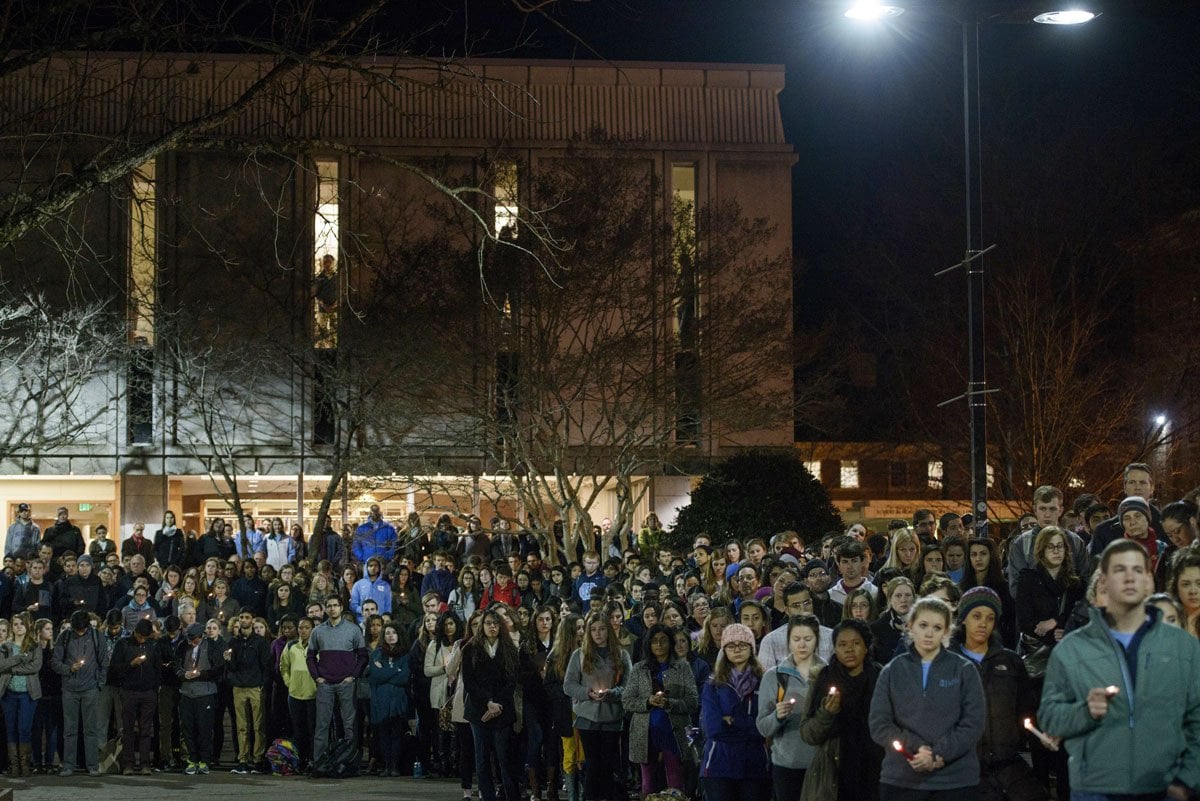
top-left (401, 0), bottom-right (1200, 443)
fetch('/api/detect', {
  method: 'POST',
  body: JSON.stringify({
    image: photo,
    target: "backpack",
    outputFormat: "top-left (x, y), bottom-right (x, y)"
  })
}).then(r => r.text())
top-left (310, 736), bottom-right (360, 779)
top-left (266, 738), bottom-right (300, 776)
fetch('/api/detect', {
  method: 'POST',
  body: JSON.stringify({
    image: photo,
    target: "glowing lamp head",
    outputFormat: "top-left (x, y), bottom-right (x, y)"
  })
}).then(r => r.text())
top-left (1155, 414), bottom-right (1168, 426)
top-left (845, 2), bottom-right (905, 21)
top-left (1032, 9), bottom-right (1096, 25)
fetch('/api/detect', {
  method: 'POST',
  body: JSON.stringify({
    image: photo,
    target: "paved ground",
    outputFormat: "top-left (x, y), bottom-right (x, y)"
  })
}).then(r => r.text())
top-left (4, 771), bottom-right (471, 801)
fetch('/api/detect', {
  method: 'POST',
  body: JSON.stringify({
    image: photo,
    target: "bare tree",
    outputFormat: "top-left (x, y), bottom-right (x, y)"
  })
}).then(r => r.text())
top-left (416, 143), bottom-right (809, 558)
top-left (0, 288), bottom-right (124, 468)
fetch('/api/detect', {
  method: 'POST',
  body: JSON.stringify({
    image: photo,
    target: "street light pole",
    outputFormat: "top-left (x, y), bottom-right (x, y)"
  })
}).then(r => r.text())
top-left (961, 16), bottom-right (989, 533)
top-left (845, 1), bottom-right (1094, 535)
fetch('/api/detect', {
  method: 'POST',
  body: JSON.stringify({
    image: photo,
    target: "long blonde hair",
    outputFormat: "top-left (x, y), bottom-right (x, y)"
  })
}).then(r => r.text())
top-left (883, 528), bottom-right (921, 576)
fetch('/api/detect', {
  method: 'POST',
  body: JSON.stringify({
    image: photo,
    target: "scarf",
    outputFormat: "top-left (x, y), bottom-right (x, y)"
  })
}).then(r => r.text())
top-left (729, 666), bottom-right (759, 701)
top-left (1126, 528), bottom-right (1161, 569)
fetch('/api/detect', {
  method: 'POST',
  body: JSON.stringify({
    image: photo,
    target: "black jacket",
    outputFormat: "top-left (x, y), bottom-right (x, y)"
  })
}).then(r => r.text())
top-left (951, 635), bottom-right (1035, 766)
top-left (108, 635), bottom-right (162, 692)
top-left (227, 633), bottom-right (271, 688)
top-left (14, 580), bottom-right (55, 622)
top-left (42, 521), bottom-right (85, 560)
top-left (1015, 566), bottom-right (1084, 647)
top-left (461, 641), bottom-right (517, 728)
top-left (158, 634), bottom-right (184, 688)
top-left (58, 574), bottom-right (103, 617)
top-left (154, 528), bottom-right (186, 569)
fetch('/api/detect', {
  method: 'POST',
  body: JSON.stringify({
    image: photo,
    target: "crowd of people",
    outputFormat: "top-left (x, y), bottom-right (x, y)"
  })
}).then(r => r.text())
top-left (2, 463), bottom-right (1200, 801)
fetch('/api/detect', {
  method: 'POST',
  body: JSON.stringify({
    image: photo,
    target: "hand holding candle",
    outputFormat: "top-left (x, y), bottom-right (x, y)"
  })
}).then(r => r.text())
top-left (822, 686), bottom-right (841, 713)
top-left (1087, 686), bottom-right (1117, 720)
top-left (892, 740), bottom-right (914, 760)
top-left (1024, 718), bottom-right (1056, 749)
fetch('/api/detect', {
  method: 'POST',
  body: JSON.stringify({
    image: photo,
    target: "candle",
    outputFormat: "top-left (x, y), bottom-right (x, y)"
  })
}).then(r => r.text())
top-left (1104, 685), bottom-right (1120, 698)
top-left (828, 686), bottom-right (838, 695)
top-left (1024, 718), bottom-right (1055, 748)
top-left (892, 740), bottom-right (914, 760)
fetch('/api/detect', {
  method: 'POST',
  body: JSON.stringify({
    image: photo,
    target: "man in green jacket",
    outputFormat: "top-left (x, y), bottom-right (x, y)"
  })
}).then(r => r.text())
top-left (1039, 539), bottom-right (1200, 800)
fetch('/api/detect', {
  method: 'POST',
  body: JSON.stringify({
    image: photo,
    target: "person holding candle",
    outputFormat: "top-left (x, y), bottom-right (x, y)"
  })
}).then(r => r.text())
top-left (800, 619), bottom-right (883, 801)
top-left (51, 608), bottom-right (108, 776)
top-left (867, 596), bottom-right (985, 800)
top-left (563, 609), bottom-right (631, 801)
top-left (176, 621), bottom-right (224, 775)
top-left (950, 587), bottom-right (1048, 801)
top-left (626, 622), bottom-right (699, 797)
top-left (698, 622), bottom-right (769, 801)
top-left (757, 614), bottom-right (824, 801)
top-left (109, 618), bottom-right (160, 775)
top-left (1039, 539), bottom-right (1200, 801)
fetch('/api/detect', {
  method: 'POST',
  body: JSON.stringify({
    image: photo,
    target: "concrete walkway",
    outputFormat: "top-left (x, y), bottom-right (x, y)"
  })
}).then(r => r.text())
top-left (4, 771), bottom-right (472, 801)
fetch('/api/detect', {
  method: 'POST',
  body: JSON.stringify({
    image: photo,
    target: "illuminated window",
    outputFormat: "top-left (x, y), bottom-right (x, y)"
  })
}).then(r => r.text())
top-left (840, 460), bottom-right (859, 489)
top-left (671, 164), bottom-right (698, 340)
top-left (804, 461), bottom-right (822, 481)
top-left (494, 162), bottom-right (519, 238)
top-left (672, 163), bottom-right (700, 446)
top-left (927, 460), bottom-right (944, 490)
top-left (313, 160), bottom-right (340, 349)
top-left (987, 465), bottom-right (996, 489)
top-left (129, 161), bottom-right (156, 345)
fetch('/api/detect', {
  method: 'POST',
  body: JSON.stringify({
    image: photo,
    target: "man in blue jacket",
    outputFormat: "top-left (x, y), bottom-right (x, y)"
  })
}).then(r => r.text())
top-left (350, 557), bottom-right (392, 616)
top-left (353, 505), bottom-right (396, 564)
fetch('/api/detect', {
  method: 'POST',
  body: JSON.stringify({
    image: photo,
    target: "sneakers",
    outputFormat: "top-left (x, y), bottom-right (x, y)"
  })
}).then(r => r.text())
top-left (185, 762), bottom-right (199, 776)
top-left (88, 768), bottom-right (103, 776)
top-left (231, 762), bottom-right (252, 774)
top-left (140, 766), bottom-right (153, 776)
top-left (251, 761), bottom-right (270, 775)
top-left (198, 762), bottom-right (210, 775)
top-left (59, 767), bottom-right (75, 777)
top-left (122, 766), bottom-right (135, 776)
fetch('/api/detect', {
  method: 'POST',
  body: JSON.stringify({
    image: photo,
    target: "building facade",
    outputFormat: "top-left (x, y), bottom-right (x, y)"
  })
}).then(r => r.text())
top-left (0, 55), bottom-right (796, 550)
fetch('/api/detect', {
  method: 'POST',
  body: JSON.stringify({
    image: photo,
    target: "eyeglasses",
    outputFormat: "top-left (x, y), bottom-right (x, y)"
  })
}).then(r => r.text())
top-left (1045, 543), bottom-right (1066, 552)
top-left (805, 571), bottom-right (829, 578)
top-left (724, 642), bottom-right (752, 650)
top-left (787, 600), bottom-right (815, 610)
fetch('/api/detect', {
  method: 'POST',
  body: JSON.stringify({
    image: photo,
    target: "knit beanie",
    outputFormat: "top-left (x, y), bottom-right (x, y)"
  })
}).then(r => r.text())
top-left (720, 623), bottom-right (756, 649)
top-left (957, 586), bottom-right (1002, 624)
top-left (1117, 496), bottom-right (1151, 523)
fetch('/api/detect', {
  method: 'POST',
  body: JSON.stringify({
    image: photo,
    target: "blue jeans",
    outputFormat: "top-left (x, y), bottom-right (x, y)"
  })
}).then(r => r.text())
top-left (471, 722), bottom-right (518, 801)
top-left (2, 689), bottom-right (36, 743)
top-left (32, 695), bottom-right (62, 765)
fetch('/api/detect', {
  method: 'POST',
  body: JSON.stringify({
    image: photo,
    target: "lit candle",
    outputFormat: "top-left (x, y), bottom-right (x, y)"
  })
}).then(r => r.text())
top-left (828, 686), bottom-right (838, 695)
top-left (892, 740), bottom-right (914, 760)
top-left (1024, 718), bottom-right (1054, 748)
top-left (1104, 685), bottom-right (1120, 698)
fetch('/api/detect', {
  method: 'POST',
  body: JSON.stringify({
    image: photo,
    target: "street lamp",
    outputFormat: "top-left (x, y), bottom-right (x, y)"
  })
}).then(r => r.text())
top-left (845, 2), bottom-right (1094, 535)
